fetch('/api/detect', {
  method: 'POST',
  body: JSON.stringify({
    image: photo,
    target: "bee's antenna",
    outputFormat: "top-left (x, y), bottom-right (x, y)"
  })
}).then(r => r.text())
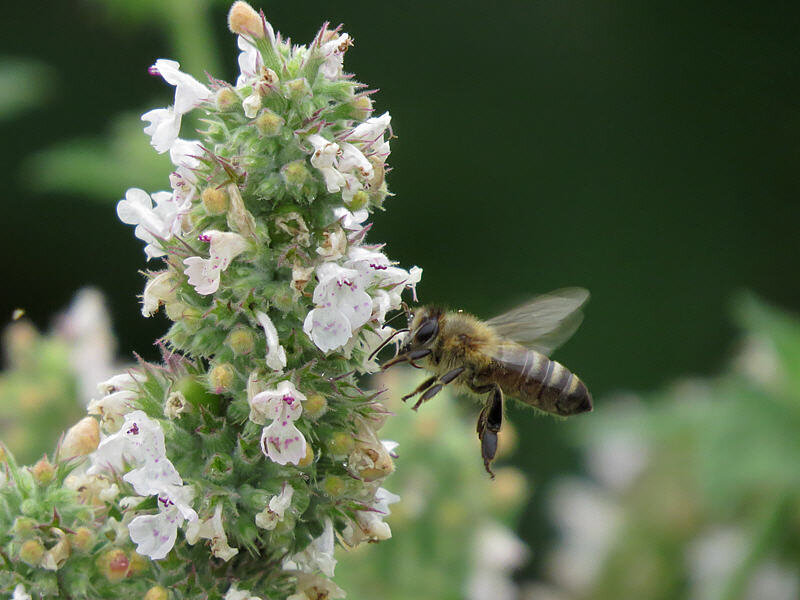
top-left (382, 310), bottom-right (407, 328)
top-left (368, 328), bottom-right (409, 362)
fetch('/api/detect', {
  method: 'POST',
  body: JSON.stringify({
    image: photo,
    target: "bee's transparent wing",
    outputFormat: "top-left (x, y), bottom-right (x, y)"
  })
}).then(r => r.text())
top-left (486, 287), bottom-right (589, 355)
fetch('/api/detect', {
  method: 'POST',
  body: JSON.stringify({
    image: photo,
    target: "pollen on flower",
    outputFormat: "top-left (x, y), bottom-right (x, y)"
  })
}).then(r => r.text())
top-left (227, 1), bottom-right (264, 38)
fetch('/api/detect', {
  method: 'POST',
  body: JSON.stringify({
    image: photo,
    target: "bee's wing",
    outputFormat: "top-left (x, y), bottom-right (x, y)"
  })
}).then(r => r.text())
top-left (486, 287), bottom-right (589, 355)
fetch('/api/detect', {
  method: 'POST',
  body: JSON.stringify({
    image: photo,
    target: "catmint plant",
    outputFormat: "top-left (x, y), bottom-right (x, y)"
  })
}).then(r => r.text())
top-left (0, 2), bottom-right (420, 597)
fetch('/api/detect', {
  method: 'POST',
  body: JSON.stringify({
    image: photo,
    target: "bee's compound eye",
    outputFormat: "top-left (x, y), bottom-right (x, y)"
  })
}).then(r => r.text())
top-left (415, 319), bottom-right (438, 344)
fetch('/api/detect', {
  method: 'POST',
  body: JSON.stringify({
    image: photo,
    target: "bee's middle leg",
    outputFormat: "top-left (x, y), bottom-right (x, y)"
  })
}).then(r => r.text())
top-left (472, 382), bottom-right (503, 478)
top-left (409, 367), bottom-right (466, 411)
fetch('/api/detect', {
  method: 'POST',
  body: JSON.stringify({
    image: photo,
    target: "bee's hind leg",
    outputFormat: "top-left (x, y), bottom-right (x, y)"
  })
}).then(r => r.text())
top-left (473, 383), bottom-right (503, 479)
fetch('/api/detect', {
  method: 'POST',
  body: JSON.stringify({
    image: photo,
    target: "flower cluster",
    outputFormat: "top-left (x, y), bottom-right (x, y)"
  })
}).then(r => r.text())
top-left (0, 2), bottom-right (419, 598)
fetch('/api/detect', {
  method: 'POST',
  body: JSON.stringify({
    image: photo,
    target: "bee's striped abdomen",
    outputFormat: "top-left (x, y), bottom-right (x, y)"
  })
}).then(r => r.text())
top-left (494, 347), bottom-right (592, 416)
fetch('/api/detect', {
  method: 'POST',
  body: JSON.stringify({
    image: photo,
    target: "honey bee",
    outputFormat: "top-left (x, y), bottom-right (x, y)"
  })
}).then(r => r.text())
top-left (378, 288), bottom-right (593, 477)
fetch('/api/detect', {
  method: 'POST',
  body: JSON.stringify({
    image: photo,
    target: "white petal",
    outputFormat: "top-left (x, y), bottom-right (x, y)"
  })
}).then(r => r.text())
top-left (303, 307), bottom-right (352, 352)
top-left (261, 420), bottom-right (307, 466)
top-left (183, 256), bottom-right (221, 296)
top-left (142, 108), bottom-right (181, 153)
top-left (128, 507), bottom-right (183, 560)
top-left (256, 311), bottom-right (287, 371)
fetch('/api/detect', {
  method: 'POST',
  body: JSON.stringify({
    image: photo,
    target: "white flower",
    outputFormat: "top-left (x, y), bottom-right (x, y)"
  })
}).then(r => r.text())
top-left (183, 230), bottom-right (250, 295)
top-left (89, 371), bottom-right (147, 431)
top-left (13, 584), bottom-right (32, 600)
top-left (117, 188), bottom-right (187, 260)
top-left (225, 584), bottom-right (263, 600)
top-left (250, 382), bottom-right (307, 465)
top-left (338, 142), bottom-right (372, 178)
top-left (283, 518), bottom-right (337, 577)
top-left (309, 134), bottom-right (345, 193)
top-left (249, 380), bottom-right (305, 424)
top-left (236, 35), bottom-right (261, 87)
top-left (142, 271), bottom-right (175, 317)
top-left (150, 59), bottom-right (211, 114)
top-left (255, 482), bottom-right (294, 530)
top-left (344, 487), bottom-right (400, 544)
top-left (128, 505), bottom-right (185, 560)
top-left (288, 574), bottom-right (345, 600)
top-left (256, 311), bottom-right (287, 371)
top-left (185, 504), bottom-right (239, 561)
top-left (142, 108), bottom-right (181, 153)
top-left (169, 138), bottom-right (204, 170)
top-left (319, 33), bottom-right (351, 80)
top-left (332, 206), bottom-right (369, 232)
top-left (164, 391), bottom-right (189, 419)
top-left (303, 263), bottom-right (372, 352)
top-left (347, 111), bottom-right (391, 150)
top-left (88, 410), bottom-right (197, 522)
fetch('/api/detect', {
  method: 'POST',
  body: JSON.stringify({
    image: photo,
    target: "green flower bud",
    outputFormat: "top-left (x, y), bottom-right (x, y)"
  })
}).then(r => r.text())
top-left (97, 548), bottom-right (130, 582)
top-left (297, 442), bottom-right (315, 467)
top-left (13, 516), bottom-right (37, 538)
top-left (19, 538), bottom-right (45, 566)
top-left (145, 586), bottom-right (169, 600)
top-left (31, 456), bottom-right (55, 485)
top-left (322, 475), bottom-right (346, 497)
top-left (202, 186), bottom-right (229, 215)
top-left (208, 363), bottom-right (236, 394)
top-left (345, 189), bottom-right (369, 212)
top-left (68, 527), bottom-right (94, 553)
top-left (227, 327), bottom-right (256, 356)
top-left (327, 431), bottom-right (355, 457)
top-left (285, 77), bottom-right (311, 101)
top-left (216, 87), bottom-right (239, 111)
top-left (255, 108), bottom-right (284, 136)
top-left (304, 393), bottom-right (328, 419)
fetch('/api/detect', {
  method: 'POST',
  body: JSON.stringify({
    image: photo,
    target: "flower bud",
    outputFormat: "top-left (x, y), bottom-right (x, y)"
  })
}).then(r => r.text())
top-left (19, 539), bottom-right (45, 566)
top-left (127, 550), bottom-right (148, 575)
top-left (285, 78), bottom-right (311, 101)
top-left (281, 160), bottom-right (312, 190)
top-left (60, 417), bottom-right (100, 458)
top-left (202, 186), bottom-right (229, 215)
top-left (164, 300), bottom-right (189, 322)
top-left (227, 327), bottom-right (255, 356)
top-left (208, 363), bottom-right (236, 394)
top-left (145, 586), bottom-right (169, 600)
top-left (322, 476), bottom-right (346, 497)
top-left (327, 431), bottom-right (355, 457)
top-left (297, 443), bottom-right (315, 467)
top-left (255, 108), bottom-right (284, 136)
top-left (349, 94), bottom-right (374, 118)
top-left (303, 393), bottom-right (327, 419)
top-left (345, 189), bottom-right (368, 212)
top-left (216, 87), bottom-right (238, 111)
top-left (97, 548), bottom-right (130, 583)
top-left (227, 1), bottom-right (264, 38)
top-left (13, 517), bottom-right (37, 538)
top-left (31, 456), bottom-right (55, 485)
top-left (68, 527), bottom-right (94, 553)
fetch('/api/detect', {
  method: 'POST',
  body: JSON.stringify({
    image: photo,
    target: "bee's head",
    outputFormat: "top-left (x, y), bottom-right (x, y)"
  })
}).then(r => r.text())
top-left (381, 306), bottom-right (443, 370)
top-left (405, 306), bottom-right (442, 351)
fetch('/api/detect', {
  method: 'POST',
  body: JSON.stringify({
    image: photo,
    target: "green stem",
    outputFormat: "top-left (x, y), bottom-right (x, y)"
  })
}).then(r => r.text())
top-left (717, 491), bottom-right (794, 600)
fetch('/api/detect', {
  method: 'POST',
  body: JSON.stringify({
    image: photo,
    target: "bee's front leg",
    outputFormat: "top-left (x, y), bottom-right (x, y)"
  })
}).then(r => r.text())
top-left (473, 382), bottom-right (503, 478)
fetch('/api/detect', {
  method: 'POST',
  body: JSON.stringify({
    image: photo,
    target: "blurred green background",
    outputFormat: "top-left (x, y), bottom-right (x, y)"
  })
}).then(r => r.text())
top-left (1, 0), bottom-right (799, 591)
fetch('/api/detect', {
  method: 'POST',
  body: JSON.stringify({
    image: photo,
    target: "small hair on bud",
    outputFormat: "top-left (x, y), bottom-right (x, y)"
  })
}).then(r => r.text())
top-left (228, 1), bottom-right (265, 38)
